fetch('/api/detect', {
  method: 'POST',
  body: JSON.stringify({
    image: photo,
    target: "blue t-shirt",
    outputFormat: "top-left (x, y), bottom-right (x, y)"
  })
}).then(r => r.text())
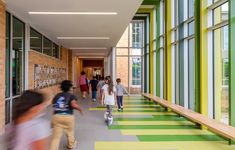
top-left (52, 92), bottom-right (77, 114)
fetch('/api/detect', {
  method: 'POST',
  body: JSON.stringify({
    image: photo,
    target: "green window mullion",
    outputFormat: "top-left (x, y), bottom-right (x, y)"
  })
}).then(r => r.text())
top-left (194, 0), bottom-right (201, 113)
top-left (229, 0), bottom-right (235, 144)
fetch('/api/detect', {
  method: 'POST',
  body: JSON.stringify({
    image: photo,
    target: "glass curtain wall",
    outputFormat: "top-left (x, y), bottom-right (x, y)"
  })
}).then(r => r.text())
top-left (208, 0), bottom-right (229, 124)
top-left (171, 0), bottom-right (179, 105)
top-left (116, 20), bottom-right (144, 95)
top-left (159, 0), bottom-right (165, 98)
top-left (171, 0), bottom-right (195, 109)
top-left (5, 13), bottom-right (25, 124)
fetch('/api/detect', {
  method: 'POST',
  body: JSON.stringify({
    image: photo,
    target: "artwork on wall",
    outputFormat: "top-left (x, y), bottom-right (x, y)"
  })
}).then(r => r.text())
top-left (34, 64), bottom-right (66, 89)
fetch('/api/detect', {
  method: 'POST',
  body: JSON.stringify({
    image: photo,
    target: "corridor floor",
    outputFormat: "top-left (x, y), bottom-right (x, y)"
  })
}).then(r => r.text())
top-left (52, 96), bottom-right (235, 150)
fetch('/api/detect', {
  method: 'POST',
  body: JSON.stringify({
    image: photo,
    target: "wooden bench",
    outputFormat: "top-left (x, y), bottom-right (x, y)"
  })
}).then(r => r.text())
top-left (142, 93), bottom-right (235, 143)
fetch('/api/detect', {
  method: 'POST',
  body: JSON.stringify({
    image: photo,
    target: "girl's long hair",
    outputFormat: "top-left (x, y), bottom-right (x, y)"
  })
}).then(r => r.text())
top-left (105, 76), bottom-right (114, 95)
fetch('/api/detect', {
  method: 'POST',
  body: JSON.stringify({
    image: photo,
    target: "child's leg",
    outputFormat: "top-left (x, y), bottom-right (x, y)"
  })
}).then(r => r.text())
top-left (120, 96), bottom-right (123, 108)
top-left (106, 105), bottom-right (113, 118)
top-left (92, 91), bottom-right (95, 99)
top-left (117, 96), bottom-right (121, 109)
top-left (94, 91), bottom-right (97, 99)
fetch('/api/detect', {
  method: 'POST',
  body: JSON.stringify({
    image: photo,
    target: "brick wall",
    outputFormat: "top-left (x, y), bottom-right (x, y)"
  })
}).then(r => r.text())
top-left (0, 0), bottom-right (5, 134)
top-left (28, 47), bottom-right (69, 104)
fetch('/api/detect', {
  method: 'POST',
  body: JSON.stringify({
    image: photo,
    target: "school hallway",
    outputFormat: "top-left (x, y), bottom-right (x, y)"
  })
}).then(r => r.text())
top-left (45, 94), bottom-right (235, 150)
top-left (2, 0), bottom-right (235, 149)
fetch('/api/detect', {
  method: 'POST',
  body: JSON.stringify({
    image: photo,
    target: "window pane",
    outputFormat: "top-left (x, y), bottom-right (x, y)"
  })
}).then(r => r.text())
top-left (213, 25), bottom-right (229, 124)
top-left (53, 43), bottom-right (59, 58)
top-left (116, 57), bottom-right (129, 92)
top-left (213, 2), bottom-right (228, 25)
top-left (5, 12), bottom-right (10, 98)
top-left (188, 21), bottom-right (195, 36)
top-left (5, 100), bottom-right (10, 124)
top-left (116, 48), bottom-right (128, 55)
top-left (30, 28), bottom-right (42, 52)
top-left (130, 57), bottom-right (142, 95)
top-left (188, 0), bottom-right (194, 18)
top-left (130, 48), bottom-right (142, 56)
top-left (130, 21), bottom-right (143, 48)
top-left (12, 17), bottom-right (24, 96)
top-left (116, 27), bottom-right (129, 47)
top-left (43, 37), bottom-right (52, 56)
top-left (188, 38), bottom-right (195, 110)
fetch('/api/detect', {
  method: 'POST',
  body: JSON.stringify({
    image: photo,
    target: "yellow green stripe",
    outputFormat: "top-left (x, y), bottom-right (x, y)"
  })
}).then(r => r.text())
top-left (117, 121), bottom-right (194, 126)
top-left (121, 129), bottom-right (215, 135)
top-left (112, 112), bottom-right (175, 116)
top-left (95, 141), bottom-right (235, 150)
top-left (89, 108), bottom-right (161, 111)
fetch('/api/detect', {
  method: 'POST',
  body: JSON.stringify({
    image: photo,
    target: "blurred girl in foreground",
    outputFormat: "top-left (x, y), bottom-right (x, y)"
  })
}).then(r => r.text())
top-left (7, 90), bottom-right (50, 150)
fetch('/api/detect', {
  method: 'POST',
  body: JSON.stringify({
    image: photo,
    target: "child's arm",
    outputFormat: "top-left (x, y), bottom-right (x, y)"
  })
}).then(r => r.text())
top-left (71, 100), bottom-right (83, 115)
top-left (123, 85), bottom-right (129, 96)
top-left (101, 90), bottom-right (105, 105)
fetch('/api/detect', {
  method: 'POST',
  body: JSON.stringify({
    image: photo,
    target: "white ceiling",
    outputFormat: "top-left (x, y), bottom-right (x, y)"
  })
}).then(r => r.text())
top-left (5, 0), bottom-right (143, 56)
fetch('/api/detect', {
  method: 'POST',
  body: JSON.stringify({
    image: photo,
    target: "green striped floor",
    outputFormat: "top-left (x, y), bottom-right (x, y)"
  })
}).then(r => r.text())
top-left (91, 97), bottom-right (235, 150)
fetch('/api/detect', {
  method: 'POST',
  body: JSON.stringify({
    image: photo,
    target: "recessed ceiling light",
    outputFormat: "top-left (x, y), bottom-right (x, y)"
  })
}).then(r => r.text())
top-left (70, 47), bottom-right (107, 50)
top-left (57, 37), bottom-right (110, 40)
top-left (29, 12), bottom-right (118, 15)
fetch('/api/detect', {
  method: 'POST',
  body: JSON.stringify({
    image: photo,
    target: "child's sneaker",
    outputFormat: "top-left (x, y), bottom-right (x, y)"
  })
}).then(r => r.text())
top-left (121, 107), bottom-right (124, 112)
top-left (104, 111), bottom-right (109, 119)
top-left (118, 108), bottom-right (121, 112)
top-left (107, 116), bottom-right (113, 126)
top-left (67, 140), bottom-right (77, 150)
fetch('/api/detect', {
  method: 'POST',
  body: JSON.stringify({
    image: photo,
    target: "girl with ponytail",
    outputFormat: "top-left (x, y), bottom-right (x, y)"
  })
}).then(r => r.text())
top-left (101, 76), bottom-right (116, 124)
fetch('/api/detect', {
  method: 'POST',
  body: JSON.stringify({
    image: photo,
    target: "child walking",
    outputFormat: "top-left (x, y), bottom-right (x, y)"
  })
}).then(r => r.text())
top-left (101, 76), bottom-right (116, 125)
top-left (50, 80), bottom-right (83, 150)
top-left (7, 90), bottom-right (50, 150)
top-left (89, 76), bottom-right (99, 102)
top-left (116, 78), bottom-right (128, 112)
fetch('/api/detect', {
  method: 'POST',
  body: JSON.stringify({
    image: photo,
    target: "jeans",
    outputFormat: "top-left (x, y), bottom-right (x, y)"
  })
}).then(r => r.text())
top-left (92, 91), bottom-right (97, 99)
top-left (117, 96), bottom-right (123, 109)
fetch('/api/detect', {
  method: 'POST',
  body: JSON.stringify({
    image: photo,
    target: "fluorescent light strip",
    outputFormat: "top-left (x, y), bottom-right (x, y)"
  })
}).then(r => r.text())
top-left (70, 47), bottom-right (107, 50)
top-left (29, 12), bottom-right (117, 15)
top-left (57, 37), bottom-right (110, 40)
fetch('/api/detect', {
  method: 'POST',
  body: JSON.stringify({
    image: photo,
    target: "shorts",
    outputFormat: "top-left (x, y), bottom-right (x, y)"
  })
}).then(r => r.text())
top-left (80, 84), bottom-right (88, 92)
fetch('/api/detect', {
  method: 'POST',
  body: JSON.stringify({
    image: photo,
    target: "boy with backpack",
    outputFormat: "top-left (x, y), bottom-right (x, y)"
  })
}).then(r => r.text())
top-left (50, 80), bottom-right (83, 150)
top-left (116, 78), bottom-right (128, 112)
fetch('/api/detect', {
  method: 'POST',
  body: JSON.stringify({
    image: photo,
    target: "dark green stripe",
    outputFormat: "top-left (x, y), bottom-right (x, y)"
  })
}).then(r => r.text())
top-left (138, 135), bottom-right (225, 141)
top-left (109, 125), bottom-right (198, 130)
top-left (124, 102), bottom-right (155, 105)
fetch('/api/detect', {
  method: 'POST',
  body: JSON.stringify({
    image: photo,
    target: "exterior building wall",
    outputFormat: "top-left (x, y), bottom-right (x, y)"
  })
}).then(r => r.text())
top-left (0, 0), bottom-right (5, 134)
top-left (28, 47), bottom-right (69, 104)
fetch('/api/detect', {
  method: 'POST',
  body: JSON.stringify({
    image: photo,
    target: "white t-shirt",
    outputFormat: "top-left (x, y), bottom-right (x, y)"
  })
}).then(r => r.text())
top-left (13, 117), bottom-right (51, 150)
top-left (102, 84), bottom-right (116, 105)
